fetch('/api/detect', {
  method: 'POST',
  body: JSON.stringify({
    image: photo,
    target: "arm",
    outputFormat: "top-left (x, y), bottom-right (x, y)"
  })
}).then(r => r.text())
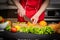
top-left (12, 0), bottom-right (23, 10)
top-left (12, 0), bottom-right (25, 17)
top-left (31, 0), bottom-right (49, 24)
top-left (35, 0), bottom-right (49, 17)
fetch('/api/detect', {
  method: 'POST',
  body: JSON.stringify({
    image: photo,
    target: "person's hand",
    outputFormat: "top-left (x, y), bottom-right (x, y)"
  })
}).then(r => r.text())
top-left (18, 8), bottom-right (25, 17)
top-left (31, 15), bottom-right (39, 24)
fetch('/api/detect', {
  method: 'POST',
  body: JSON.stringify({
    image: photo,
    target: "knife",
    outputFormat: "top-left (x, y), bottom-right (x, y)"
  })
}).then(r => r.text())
top-left (24, 15), bottom-right (32, 23)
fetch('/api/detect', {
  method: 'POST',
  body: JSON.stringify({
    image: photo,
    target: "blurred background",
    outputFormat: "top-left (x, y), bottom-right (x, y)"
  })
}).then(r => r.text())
top-left (0, 0), bottom-right (60, 23)
top-left (0, 0), bottom-right (60, 40)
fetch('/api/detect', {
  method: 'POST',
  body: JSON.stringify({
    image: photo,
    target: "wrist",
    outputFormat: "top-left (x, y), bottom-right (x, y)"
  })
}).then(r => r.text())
top-left (35, 13), bottom-right (40, 18)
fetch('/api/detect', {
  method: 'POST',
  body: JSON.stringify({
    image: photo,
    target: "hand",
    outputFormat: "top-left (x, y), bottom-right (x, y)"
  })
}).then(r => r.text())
top-left (31, 15), bottom-right (39, 24)
top-left (18, 8), bottom-right (25, 17)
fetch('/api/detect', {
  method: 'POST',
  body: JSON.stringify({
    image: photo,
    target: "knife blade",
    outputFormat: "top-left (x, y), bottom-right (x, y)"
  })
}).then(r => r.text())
top-left (24, 15), bottom-right (32, 23)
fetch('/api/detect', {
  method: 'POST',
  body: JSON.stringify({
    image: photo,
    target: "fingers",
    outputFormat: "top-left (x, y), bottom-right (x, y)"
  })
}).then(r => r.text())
top-left (18, 10), bottom-right (24, 17)
top-left (33, 20), bottom-right (37, 24)
top-left (31, 18), bottom-right (37, 24)
top-left (18, 9), bottom-right (25, 17)
top-left (18, 10), bottom-right (22, 16)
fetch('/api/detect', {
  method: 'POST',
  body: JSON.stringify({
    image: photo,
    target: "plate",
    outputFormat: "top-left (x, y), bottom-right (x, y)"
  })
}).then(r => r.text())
top-left (2, 31), bottom-right (55, 39)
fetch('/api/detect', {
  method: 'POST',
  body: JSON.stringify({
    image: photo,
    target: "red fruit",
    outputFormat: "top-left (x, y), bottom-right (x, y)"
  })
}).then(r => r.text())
top-left (1, 19), bottom-right (5, 22)
top-left (11, 27), bottom-right (17, 33)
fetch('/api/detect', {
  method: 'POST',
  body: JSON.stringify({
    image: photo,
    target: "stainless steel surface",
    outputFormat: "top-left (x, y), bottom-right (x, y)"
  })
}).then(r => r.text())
top-left (50, 0), bottom-right (60, 4)
top-left (1, 5), bottom-right (60, 10)
top-left (44, 19), bottom-right (60, 21)
top-left (8, 0), bottom-right (13, 5)
top-left (45, 10), bottom-right (60, 22)
top-left (0, 0), bottom-right (7, 3)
